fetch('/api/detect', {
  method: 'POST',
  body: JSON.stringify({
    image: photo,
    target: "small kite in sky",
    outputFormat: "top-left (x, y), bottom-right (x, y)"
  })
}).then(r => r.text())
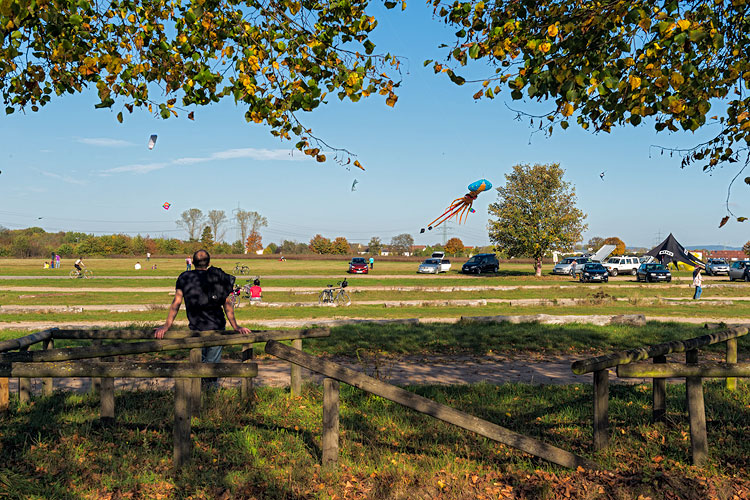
top-left (163, 202), bottom-right (171, 210)
top-left (420, 179), bottom-right (492, 233)
top-left (351, 179), bottom-right (358, 191)
top-left (148, 134), bottom-right (158, 150)
top-left (599, 171), bottom-right (606, 181)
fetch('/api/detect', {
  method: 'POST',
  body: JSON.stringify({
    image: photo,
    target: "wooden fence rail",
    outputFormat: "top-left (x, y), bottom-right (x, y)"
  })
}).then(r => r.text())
top-left (266, 340), bottom-right (598, 470)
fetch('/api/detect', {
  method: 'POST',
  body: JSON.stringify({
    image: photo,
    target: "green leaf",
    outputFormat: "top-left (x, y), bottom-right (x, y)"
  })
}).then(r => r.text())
top-left (69, 14), bottom-right (83, 26)
top-left (5, 107), bottom-right (14, 115)
top-left (363, 40), bottom-right (375, 55)
top-left (384, 1), bottom-right (397, 8)
top-left (468, 44), bottom-right (479, 59)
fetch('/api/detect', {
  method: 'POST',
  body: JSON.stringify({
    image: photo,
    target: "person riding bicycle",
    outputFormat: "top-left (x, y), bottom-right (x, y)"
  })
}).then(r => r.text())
top-left (249, 278), bottom-right (262, 302)
top-left (73, 256), bottom-right (85, 275)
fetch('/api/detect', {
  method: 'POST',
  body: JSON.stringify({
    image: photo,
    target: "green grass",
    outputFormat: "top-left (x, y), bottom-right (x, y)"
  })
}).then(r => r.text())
top-left (1, 382), bottom-right (748, 499)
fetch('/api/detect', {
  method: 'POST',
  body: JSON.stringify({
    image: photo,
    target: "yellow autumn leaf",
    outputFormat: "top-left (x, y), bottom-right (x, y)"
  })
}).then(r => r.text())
top-left (547, 25), bottom-right (558, 38)
top-left (629, 75), bottom-right (642, 90)
top-left (562, 102), bottom-right (574, 116)
top-left (677, 19), bottom-right (691, 31)
top-left (539, 42), bottom-right (551, 53)
top-left (670, 72), bottom-right (684, 88)
top-left (385, 92), bottom-right (398, 107)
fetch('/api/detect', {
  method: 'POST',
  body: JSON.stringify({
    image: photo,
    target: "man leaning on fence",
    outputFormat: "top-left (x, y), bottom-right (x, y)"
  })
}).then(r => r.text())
top-left (154, 249), bottom-right (250, 389)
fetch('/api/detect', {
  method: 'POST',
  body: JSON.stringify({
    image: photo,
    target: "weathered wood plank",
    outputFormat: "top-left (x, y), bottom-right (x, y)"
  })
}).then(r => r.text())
top-left (686, 350), bottom-right (707, 466)
top-left (53, 327), bottom-right (327, 340)
top-left (323, 378), bottom-right (340, 467)
top-left (0, 362), bottom-right (258, 378)
top-left (0, 377), bottom-right (8, 411)
top-left (593, 369), bottom-right (609, 451)
top-left (617, 362), bottom-right (750, 378)
top-left (572, 326), bottom-right (750, 375)
top-left (652, 355), bottom-right (666, 423)
top-left (100, 354), bottom-right (115, 422)
top-left (290, 339), bottom-right (302, 396)
top-left (173, 378), bottom-right (191, 467)
top-left (0, 328), bottom-right (56, 353)
top-left (265, 340), bottom-right (598, 470)
top-left (0, 329), bottom-right (329, 363)
top-left (91, 340), bottom-right (102, 395)
top-left (726, 338), bottom-right (737, 391)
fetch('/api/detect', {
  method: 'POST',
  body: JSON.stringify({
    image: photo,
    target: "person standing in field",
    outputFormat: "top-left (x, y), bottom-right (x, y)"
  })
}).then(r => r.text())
top-left (693, 266), bottom-right (704, 300)
top-left (186, 256), bottom-right (192, 271)
top-left (369, 256), bottom-right (374, 269)
top-left (146, 252), bottom-right (151, 262)
top-left (154, 249), bottom-right (250, 389)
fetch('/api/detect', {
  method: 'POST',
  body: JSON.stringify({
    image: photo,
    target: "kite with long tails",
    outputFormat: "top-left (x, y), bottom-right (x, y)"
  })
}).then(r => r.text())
top-left (421, 179), bottom-right (492, 233)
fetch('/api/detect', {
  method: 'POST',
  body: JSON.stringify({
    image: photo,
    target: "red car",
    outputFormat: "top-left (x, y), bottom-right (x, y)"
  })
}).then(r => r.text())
top-left (348, 257), bottom-right (369, 274)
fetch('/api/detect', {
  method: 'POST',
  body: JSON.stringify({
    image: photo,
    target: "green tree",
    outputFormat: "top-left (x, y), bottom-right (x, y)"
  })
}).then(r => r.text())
top-left (587, 237), bottom-right (605, 252)
top-left (1, 0), bottom-right (400, 167)
top-left (602, 237), bottom-right (627, 256)
top-left (368, 237), bottom-right (382, 255)
top-left (264, 242), bottom-right (279, 254)
top-left (390, 233), bottom-right (414, 256)
top-left (444, 237), bottom-right (465, 256)
top-left (488, 163), bottom-right (587, 277)
top-left (177, 209), bottom-right (204, 241)
top-left (432, 0), bottom-right (750, 224)
top-left (308, 234), bottom-right (332, 254)
top-left (331, 237), bottom-right (350, 255)
top-left (201, 226), bottom-right (214, 247)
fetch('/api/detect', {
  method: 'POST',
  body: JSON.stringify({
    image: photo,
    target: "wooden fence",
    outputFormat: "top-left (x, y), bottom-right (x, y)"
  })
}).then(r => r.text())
top-left (266, 340), bottom-right (598, 470)
top-left (0, 327), bottom-right (329, 466)
top-left (571, 324), bottom-right (748, 465)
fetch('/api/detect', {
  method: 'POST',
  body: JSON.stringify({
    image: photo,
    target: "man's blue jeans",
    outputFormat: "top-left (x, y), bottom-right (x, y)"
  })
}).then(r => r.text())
top-left (201, 346), bottom-right (223, 388)
top-left (693, 286), bottom-right (702, 300)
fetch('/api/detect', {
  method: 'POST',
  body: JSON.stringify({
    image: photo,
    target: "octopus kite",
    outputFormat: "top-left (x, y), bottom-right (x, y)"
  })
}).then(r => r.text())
top-left (420, 179), bottom-right (492, 233)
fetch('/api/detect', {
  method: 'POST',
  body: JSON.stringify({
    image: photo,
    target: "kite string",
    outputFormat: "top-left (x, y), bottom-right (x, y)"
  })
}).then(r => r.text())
top-left (725, 151), bottom-right (750, 217)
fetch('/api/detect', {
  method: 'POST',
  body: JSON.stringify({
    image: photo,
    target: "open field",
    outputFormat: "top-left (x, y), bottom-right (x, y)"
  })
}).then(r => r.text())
top-left (1, 257), bottom-right (749, 498)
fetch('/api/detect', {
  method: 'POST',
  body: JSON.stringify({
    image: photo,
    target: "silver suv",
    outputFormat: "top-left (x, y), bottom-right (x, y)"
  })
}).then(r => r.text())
top-left (552, 257), bottom-right (590, 275)
top-left (705, 258), bottom-right (730, 276)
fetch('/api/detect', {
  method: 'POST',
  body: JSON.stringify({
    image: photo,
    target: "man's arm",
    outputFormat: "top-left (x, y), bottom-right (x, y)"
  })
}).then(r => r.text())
top-left (223, 296), bottom-right (251, 334)
top-left (154, 289), bottom-right (184, 338)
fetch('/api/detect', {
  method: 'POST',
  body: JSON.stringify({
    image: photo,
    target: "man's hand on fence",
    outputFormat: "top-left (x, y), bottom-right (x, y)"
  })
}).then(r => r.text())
top-left (236, 327), bottom-right (251, 335)
top-left (154, 325), bottom-right (169, 339)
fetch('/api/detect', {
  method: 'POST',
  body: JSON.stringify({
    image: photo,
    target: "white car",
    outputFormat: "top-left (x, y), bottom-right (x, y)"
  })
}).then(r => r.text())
top-left (418, 258), bottom-right (451, 274)
top-left (603, 256), bottom-right (641, 276)
top-left (552, 257), bottom-right (590, 275)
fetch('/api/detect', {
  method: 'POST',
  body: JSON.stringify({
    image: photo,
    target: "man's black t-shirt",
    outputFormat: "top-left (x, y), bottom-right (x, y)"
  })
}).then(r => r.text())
top-left (175, 267), bottom-right (235, 331)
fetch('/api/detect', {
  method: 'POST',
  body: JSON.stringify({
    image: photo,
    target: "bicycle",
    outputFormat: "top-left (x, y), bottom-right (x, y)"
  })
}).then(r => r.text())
top-left (69, 268), bottom-right (93, 279)
top-left (229, 277), bottom-right (257, 307)
top-left (318, 279), bottom-right (350, 306)
top-left (233, 262), bottom-right (250, 275)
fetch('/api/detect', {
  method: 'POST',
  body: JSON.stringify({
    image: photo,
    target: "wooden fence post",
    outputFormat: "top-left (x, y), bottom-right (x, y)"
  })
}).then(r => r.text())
top-left (726, 338), bottom-right (737, 391)
top-left (42, 339), bottom-right (54, 396)
top-left (90, 340), bottom-right (102, 395)
top-left (189, 348), bottom-right (201, 416)
top-left (593, 369), bottom-right (609, 451)
top-left (322, 378), bottom-right (340, 467)
top-left (686, 349), bottom-right (707, 466)
top-left (290, 339), bottom-right (302, 396)
top-left (18, 346), bottom-right (30, 404)
top-left (653, 355), bottom-right (667, 423)
top-left (100, 352), bottom-right (115, 423)
top-left (173, 378), bottom-right (192, 467)
top-left (0, 376), bottom-right (8, 411)
top-left (241, 346), bottom-right (254, 401)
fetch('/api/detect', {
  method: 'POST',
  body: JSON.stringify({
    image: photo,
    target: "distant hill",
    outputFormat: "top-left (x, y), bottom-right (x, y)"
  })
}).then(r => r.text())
top-left (686, 245), bottom-right (742, 251)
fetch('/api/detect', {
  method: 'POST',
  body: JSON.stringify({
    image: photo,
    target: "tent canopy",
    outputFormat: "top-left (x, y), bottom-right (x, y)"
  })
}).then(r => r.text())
top-left (645, 233), bottom-right (705, 268)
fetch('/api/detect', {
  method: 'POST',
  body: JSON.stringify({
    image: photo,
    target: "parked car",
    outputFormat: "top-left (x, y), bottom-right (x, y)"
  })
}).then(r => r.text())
top-left (418, 258), bottom-right (451, 274)
top-left (348, 257), bottom-right (369, 274)
top-left (705, 258), bottom-right (730, 276)
top-left (461, 253), bottom-right (499, 274)
top-left (431, 251), bottom-right (446, 260)
top-left (603, 256), bottom-right (640, 276)
top-left (636, 263), bottom-right (672, 282)
top-left (552, 257), bottom-right (590, 275)
top-left (579, 263), bottom-right (609, 283)
top-left (728, 260), bottom-right (750, 281)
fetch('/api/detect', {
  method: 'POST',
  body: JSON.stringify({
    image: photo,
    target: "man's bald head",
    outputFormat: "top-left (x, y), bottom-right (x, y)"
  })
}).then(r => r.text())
top-left (192, 249), bottom-right (210, 269)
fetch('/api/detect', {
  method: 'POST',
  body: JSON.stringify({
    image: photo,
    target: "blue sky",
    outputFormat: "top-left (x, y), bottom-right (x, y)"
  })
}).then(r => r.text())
top-left (1, 3), bottom-right (748, 250)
